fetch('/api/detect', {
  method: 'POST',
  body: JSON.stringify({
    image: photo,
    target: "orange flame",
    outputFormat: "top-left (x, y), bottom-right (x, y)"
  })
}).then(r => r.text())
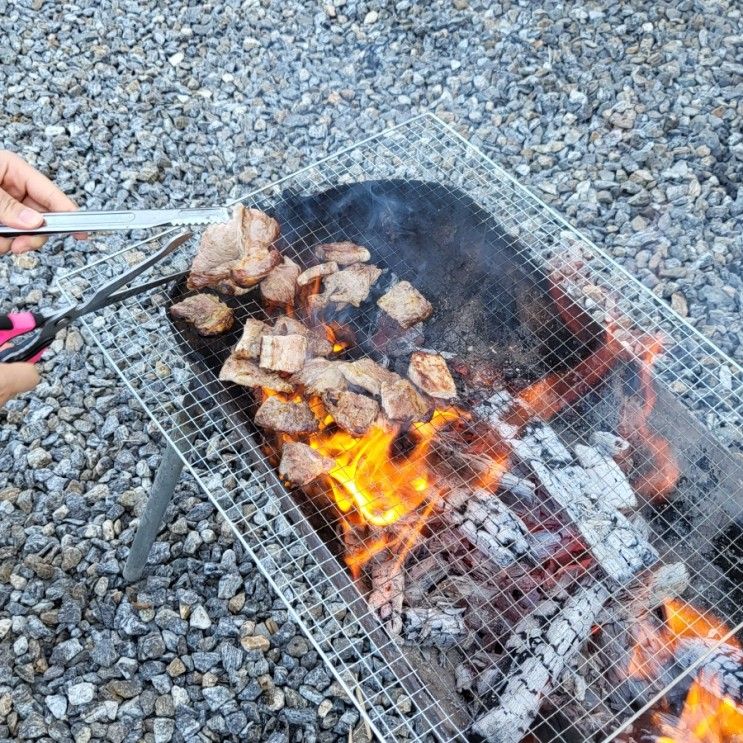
top-left (628, 600), bottom-right (742, 742)
top-left (620, 341), bottom-right (681, 500)
top-left (656, 679), bottom-right (743, 743)
top-left (309, 409), bottom-right (461, 529)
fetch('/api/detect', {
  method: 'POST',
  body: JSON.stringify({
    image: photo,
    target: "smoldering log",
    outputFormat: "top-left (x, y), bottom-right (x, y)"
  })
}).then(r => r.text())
top-left (621, 562), bottom-right (689, 617)
top-left (675, 638), bottom-right (743, 704)
top-left (367, 556), bottom-right (404, 636)
top-left (471, 581), bottom-right (610, 743)
top-left (531, 460), bottom-right (658, 584)
top-left (573, 444), bottom-right (636, 510)
top-left (403, 606), bottom-right (468, 650)
top-left (444, 488), bottom-right (532, 569)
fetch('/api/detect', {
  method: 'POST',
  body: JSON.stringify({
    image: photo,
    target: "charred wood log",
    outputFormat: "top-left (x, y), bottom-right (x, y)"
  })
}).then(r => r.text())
top-left (367, 555), bottom-right (405, 636)
top-left (531, 460), bottom-right (658, 584)
top-left (402, 605), bottom-right (468, 650)
top-left (471, 581), bottom-right (610, 743)
top-left (444, 488), bottom-right (532, 569)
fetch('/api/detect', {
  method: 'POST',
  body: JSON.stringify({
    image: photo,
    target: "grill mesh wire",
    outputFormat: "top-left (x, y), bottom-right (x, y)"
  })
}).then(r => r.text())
top-left (57, 113), bottom-right (743, 742)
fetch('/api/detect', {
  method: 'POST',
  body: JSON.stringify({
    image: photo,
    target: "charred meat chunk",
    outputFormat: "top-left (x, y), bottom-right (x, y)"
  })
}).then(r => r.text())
top-left (408, 351), bottom-right (457, 400)
top-left (260, 257), bottom-right (300, 306)
top-left (380, 378), bottom-right (433, 424)
top-left (322, 390), bottom-right (380, 435)
top-left (319, 264), bottom-right (382, 308)
top-left (339, 358), bottom-right (400, 396)
top-left (233, 318), bottom-right (269, 360)
top-left (170, 294), bottom-right (234, 336)
top-left (314, 241), bottom-right (370, 266)
top-left (259, 334), bottom-right (308, 374)
top-left (254, 397), bottom-right (318, 434)
top-left (291, 358), bottom-right (348, 396)
top-left (187, 205), bottom-right (281, 295)
top-left (219, 356), bottom-right (293, 394)
top-left (279, 442), bottom-right (334, 486)
top-left (297, 261), bottom-right (338, 287)
top-left (377, 281), bottom-right (433, 329)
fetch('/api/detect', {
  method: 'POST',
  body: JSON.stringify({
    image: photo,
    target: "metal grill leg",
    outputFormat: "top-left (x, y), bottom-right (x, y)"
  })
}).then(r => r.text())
top-left (123, 437), bottom-right (186, 582)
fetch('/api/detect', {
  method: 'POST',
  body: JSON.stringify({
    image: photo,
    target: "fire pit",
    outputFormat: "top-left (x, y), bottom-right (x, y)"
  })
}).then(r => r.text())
top-left (58, 114), bottom-right (743, 742)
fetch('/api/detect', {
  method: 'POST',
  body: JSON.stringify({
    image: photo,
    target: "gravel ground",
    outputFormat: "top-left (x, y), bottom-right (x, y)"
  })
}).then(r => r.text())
top-left (0, 0), bottom-right (741, 741)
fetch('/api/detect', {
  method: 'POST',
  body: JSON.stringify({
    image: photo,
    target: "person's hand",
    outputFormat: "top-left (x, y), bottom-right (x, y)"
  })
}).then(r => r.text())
top-left (0, 150), bottom-right (81, 254)
top-left (0, 362), bottom-right (39, 407)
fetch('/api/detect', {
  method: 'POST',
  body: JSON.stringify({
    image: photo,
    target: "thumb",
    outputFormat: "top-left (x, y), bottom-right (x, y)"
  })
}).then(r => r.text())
top-left (0, 363), bottom-right (40, 407)
top-left (0, 187), bottom-right (44, 229)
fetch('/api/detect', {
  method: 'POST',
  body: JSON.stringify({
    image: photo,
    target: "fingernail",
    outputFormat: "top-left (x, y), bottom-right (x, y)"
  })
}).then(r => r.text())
top-left (19, 208), bottom-right (43, 227)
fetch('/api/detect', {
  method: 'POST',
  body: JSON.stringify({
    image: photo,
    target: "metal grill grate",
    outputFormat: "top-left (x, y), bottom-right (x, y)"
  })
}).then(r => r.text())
top-left (57, 113), bottom-right (743, 743)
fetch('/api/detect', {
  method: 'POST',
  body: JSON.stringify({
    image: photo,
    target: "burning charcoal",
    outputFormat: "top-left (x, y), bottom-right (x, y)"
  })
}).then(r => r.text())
top-left (291, 358), bottom-right (348, 396)
top-left (259, 334), bottom-right (308, 374)
top-left (402, 606), bottom-right (467, 650)
top-left (367, 556), bottom-right (404, 635)
top-left (233, 318), bottom-right (270, 360)
top-left (219, 356), bottom-right (293, 394)
top-left (254, 397), bottom-right (318, 435)
top-left (314, 241), bottom-right (370, 265)
top-left (380, 378), bottom-right (433, 424)
top-left (590, 431), bottom-right (631, 459)
top-left (297, 261), bottom-right (339, 287)
top-left (322, 390), bottom-right (379, 436)
top-left (674, 639), bottom-right (743, 704)
top-left (376, 280), bottom-right (433, 329)
top-left (445, 488), bottom-right (532, 569)
top-left (339, 358), bottom-right (399, 396)
top-left (531, 460), bottom-right (658, 584)
top-left (260, 257), bottom-right (300, 306)
top-left (619, 562), bottom-right (689, 618)
top-left (169, 293), bottom-right (235, 336)
top-left (319, 263), bottom-right (383, 308)
top-left (187, 205), bottom-right (281, 294)
top-left (278, 442), bottom-right (334, 486)
top-left (574, 444), bottom-right (636, 510)
top-left (271, 316), bottom-right (333, 357)
top-left (408, 351), bottom-right (457, 400)
top-left (471, 581), bottom-right (610, 743)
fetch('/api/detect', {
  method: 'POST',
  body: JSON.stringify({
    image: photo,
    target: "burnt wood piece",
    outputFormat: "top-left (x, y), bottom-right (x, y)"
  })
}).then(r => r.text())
top-left (675, 639), bottom-right (743, 704)
top-left (531, 460), bottom-right (658, 583)
top-left (443, 488), bottom-right (532, 569)
top-left (368, 556), bottom-right (405, 636)
top-left (187, 204), bottom-right (281, 294)
top-left (403, 606), bottom-right (467, 650)
top-left (619, 562), bottom-right (689, 619)
top-left (471, 581), bottom-right (610, 743)
top-left (476, 390), bottom-right (657, 584)
top-left (169, 294), bottom-right (235, 336)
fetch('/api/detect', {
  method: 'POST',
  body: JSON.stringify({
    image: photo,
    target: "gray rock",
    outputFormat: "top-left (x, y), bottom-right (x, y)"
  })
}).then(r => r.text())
top-left (67, 682), bottom-right (96, 706)
top-left (46, 694), bottom-right (68, 720)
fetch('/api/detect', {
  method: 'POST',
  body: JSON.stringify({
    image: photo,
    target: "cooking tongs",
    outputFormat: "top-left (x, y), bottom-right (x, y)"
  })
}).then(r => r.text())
top-left (0, 207), bottom-right (230, 237)
top-left (0, 232), bottom-right (192, 363)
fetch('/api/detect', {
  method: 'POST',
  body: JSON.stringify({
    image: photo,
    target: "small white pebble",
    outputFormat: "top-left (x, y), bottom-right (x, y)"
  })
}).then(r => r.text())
top-left (168, 52), bottom-right (184, 67)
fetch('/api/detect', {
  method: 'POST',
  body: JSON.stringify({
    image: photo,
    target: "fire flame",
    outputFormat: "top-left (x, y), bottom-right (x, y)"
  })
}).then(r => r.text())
top-left (629, 599), bottom-right (742, 743)
top-left (309, 409), bottom-right (461, 528)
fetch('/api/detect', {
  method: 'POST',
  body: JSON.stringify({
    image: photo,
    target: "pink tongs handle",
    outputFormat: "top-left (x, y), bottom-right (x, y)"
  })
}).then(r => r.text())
top-left (0, 312), bottom-right (46, 363)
